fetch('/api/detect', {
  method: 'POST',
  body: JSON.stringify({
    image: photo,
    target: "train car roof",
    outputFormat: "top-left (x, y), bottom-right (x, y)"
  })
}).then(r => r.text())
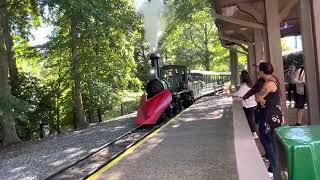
top-left (190, 70), bottom-right (231, 76)
top-left (161, 65), bottom-right (188, 68)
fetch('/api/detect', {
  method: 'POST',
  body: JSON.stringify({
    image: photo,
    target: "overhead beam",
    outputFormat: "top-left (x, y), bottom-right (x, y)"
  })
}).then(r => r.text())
top-left (280, 0), bottom-right (299, 20)
top-left (238, 2), bottom-right (265, 23)
top-left (223, 45), bottom-right (248, 55)
top-left (219, 33), bottom-right (252, 46)
top-left (237, 31), bottom-right (254, 43)
top-left (237, 43), bottom-right (248, 52)
top-left (215, 0), bottom-right (257, 8)
top-left (213, 13), bottom-right (265, 30)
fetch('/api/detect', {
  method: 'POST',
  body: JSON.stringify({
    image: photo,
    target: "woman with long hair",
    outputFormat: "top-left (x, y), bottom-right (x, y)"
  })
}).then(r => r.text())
top-left (255, 62), bottom-right (283, 177)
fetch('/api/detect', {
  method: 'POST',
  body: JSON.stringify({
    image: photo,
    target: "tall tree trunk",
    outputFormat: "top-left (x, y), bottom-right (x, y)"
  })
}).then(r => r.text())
top-left (204, 24), bottom-right (210, 71)
top-left (97, 108), bottom-right (102, 123)
top-left (204, 50), bottom-right (210, 71)
top-left (56, 95), bottom-right (61, 134)
top-left (1, 0), bottom-right (18, 96)
top-left (56, 73), bottom-right (61, 134)
top-left (0, 10), bottom-right (21, 145)
top-left (70, 15), bottom-right (88, 129)
top-left (87, 80), bottom-right (94, 123)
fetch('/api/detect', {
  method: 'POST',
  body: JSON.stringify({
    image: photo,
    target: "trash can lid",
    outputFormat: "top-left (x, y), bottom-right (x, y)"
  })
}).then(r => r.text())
top-left (276, 125), bottom-right (320, 146)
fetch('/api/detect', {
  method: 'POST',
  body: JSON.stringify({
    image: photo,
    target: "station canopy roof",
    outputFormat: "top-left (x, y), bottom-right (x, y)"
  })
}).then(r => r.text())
top-left (210, 0), bottom-right (300, 47)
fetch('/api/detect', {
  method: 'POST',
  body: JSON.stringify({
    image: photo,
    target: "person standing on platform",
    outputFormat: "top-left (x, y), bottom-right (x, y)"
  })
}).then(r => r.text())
top-left (233, 70), bottom-right (258, 139)
top-left (285, 65), bottom-right (297, 107)
top-left (255, 62), bottom-right (283, 177)
top-left (243, 62), bottom-right (268, 159)
top-left (293, 66), bottom-right (306, 126)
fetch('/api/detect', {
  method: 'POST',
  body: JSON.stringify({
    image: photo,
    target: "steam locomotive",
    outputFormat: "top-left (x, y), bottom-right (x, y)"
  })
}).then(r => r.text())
top-left (136, 53), bottom-right (194, 125)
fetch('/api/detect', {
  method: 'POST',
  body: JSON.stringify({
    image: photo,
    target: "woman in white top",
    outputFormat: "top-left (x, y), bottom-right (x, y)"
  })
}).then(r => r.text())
top-left (233, 70), bottom-right (258, 139)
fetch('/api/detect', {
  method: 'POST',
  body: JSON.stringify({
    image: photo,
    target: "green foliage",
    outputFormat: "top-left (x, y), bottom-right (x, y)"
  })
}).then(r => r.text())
top-left (0, 88), bottom-right (26, 121)
top-left (238, 52), bottom-right (248, 71)
top-left (8, 0), bottom-right (40, 38)
top-left (281, 38), bottom-right (294, 53)
top-left (35, 0), bottom-right (143, 131)
top-left (1, 0), bottom-right (234, 142)
top-left (104, 91), bottom-right (142, 120)
top-left (8, 73), bottom-right (55, 140)
top-left (1, 0), bottom-right (147, 140)
top-left (283, 51), bottom-right (303, 70)
top-left (160, 4), bottom-right (230, 71)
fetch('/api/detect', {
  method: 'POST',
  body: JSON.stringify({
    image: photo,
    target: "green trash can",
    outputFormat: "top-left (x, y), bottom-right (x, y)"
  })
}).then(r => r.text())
top-left (274, 125), bottom-right (320, 180)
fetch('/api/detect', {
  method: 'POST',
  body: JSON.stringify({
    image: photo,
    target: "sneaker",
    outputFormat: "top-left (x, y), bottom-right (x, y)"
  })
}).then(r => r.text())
top-left (295, 123), bottom-right (302, 126)
top-left (262, 156), bottom-right (269, 162)
top-left (253, 132), bottom-right (259, 139)
top-left (268, 172), bottom-right (273, 178)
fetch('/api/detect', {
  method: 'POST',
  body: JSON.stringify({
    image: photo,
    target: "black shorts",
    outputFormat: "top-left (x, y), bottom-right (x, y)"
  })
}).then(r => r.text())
top-left (295, 94), bottom-right (307, 109)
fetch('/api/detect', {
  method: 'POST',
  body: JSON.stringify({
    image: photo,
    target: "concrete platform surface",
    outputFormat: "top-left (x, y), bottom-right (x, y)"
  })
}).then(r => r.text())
top-left (89, 96), bottom-right (269, 180)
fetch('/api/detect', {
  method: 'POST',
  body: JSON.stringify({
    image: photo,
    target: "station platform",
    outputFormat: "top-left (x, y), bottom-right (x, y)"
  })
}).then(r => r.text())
top-left (89, 96), bottom-right (270, 180)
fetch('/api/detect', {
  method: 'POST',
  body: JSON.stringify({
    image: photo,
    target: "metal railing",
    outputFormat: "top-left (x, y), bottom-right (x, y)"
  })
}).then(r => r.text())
top-left (191, 81), bottom-right (226, 99)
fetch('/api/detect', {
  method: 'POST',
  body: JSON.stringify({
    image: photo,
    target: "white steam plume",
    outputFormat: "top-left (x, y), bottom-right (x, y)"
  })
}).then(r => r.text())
top-left (135, 0), bottom-right (166, 52)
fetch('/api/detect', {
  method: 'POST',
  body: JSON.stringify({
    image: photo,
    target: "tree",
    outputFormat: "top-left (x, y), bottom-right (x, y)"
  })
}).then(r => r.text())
top-left (160, 5), bottom-right (229, 71)
top-left (69, 12), bottom-right (88, 129)
top-left (39, 0), bottom-right (142, 129)
top-left (2, 0), bottom-right (40, 96)
top-left (0, 8), bottom-right (21, 145)
top-left (281, 37), bottom-right (294, 53)
top-left (0, 0), bottom-right (41, 145)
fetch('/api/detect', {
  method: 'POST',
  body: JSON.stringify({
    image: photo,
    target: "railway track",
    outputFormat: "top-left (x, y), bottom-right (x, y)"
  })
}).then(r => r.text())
top-left (44, 87), bottom-right (224, 180)
top-left (44, 121), bottom-right (167, 180)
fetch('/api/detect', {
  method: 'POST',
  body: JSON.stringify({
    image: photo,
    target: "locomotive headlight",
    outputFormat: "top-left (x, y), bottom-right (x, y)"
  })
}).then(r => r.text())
top-left (150, 69), bottom-right (156, 74)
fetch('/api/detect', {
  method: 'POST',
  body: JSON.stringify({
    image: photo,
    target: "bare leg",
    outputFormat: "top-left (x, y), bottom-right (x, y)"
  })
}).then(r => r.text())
top-left (297, 109), bottom-right (304, 125)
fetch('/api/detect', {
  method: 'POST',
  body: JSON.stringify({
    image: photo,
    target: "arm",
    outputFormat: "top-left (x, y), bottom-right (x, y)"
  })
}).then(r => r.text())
top-left (233, 85), bottom-right (246, 102)
top-left (242, 88), bottom-right (258, 100)
top-left (233, 84), bottom-right (244, 97)
top-left (255, 81), bottom-right (276, 104)
top-left (242, 79), bottom-right (264, 100)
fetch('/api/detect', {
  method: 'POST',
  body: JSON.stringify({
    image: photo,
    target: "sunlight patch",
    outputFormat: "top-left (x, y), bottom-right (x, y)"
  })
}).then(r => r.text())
top-left (64, 147), bottom-right (81, 153)
top-left (9, 166), bottom-right (27, 173)
top-left (171, 124), bottom-right (180, 128)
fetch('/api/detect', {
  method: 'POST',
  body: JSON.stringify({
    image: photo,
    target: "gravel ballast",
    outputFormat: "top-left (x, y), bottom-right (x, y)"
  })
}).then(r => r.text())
top-left (0, 113), bottom-right (137, 180)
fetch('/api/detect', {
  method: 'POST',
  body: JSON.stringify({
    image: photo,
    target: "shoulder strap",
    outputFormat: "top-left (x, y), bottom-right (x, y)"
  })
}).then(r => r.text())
top-left (267, 79), bottom-right (278, 86)
top-left (267, 79), bottom-right (280, 95)
top-left (299, 68), bottom-right (304, 80)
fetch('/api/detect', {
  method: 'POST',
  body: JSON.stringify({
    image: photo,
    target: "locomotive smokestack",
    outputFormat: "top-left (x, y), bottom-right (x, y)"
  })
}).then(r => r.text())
top-left (150, 53), bottom-right (161, 78)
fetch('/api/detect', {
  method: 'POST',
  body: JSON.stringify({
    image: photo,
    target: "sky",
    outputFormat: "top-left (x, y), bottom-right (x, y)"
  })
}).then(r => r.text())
top-left (29, 23), bottom-right (302, 52)
top-left (29, 24), bottom-right (53, 46)
top-left (284, 36), bottom-right (302, 51)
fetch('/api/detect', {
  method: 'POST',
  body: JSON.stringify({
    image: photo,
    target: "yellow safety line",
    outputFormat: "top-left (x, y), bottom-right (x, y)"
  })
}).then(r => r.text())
top-left (87, 108), bottom-right (192, 180)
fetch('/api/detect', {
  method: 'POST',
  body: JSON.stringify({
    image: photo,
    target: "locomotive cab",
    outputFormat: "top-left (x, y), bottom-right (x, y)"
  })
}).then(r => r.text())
top-left (160, 65), bottom-right (190, 92)
top-left (160, 65), bottom-right (195, 109)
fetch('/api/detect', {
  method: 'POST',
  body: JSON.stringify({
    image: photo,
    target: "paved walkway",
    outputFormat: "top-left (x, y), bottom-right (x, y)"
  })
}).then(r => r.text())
top-left (90, 96), bottom-right (269, 180)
